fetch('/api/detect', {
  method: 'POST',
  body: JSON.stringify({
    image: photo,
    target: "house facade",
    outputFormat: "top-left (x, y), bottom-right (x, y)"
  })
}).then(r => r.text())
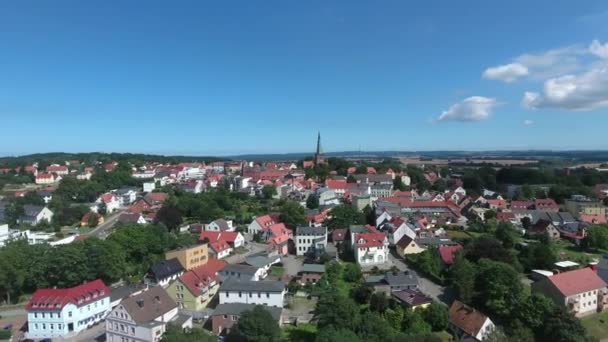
top-left (532, 267), bottom-right (608, 317)
top-left (19, 205), bottom-right (54, 226)
top-left (145, 258), bottom-right (185, 288)
top-left (105, 287), bottom-right (178, 342)
top-left (166, 259), bottom-right (226, 311)
top-left (295, 226), bottom-right (328, 257)
top-left (354, 232), bottom-right (389, 266)
top-left (219, 279), bottom-right (286, 307)
top-left (448, 300), bottom-right (495, 341)
top-left (26, 279), bottom-right (111, 339)
top-left (211, 303), bottom-right (282, 336)
top-left (165, 244), bottom-right (209, 271)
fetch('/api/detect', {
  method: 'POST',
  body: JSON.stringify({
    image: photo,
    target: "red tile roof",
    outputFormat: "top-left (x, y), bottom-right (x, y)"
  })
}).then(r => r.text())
top-left (580, 214), bottom-right (607, 224)
top-left (511, 200), bottom-right (533, 209)
top-left (325, 179), bottom-right (357, 190)
top-left (355, 232), bottom-right (387, 248)
top-left (332, 228), bottom-right (347, 242)
top-left (548, 267), bottom-right (607, 296)
top-left (26, 279), bottom-right (110, 311)
top-left (179, 259), bottom-right (226, 295)
top-left (199, 231), bottom-right (241, 245)
top-left (449, 300), bottom-right (490, 338)
top-left (535, 198), bottom-right (559, 208)
top-left (255, 215), bottom-right (275, 229)
top-left (438, 245), bottom-right (463, 265)
top-left (46, 165), bottom-right (68, 172)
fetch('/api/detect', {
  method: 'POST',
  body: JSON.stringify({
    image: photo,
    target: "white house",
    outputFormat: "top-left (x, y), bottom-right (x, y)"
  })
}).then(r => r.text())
top-left (377, 217), bottom-right (416, 246)
top-left (354, 232), bottom-right (389, 266)
top-left (219, 278), bottom-right (286, 307)
top-left (35, 173), bottom-right (58, 185)
top-left (105, 286), bottom-right (183, 342)
top-left (115, 188), bottom-right (137, 206)
top-left (0, 224), bottom-right (29, 247)
top-left (247, 215), bottom-right (276, 235)
top-left (94, 193), bottom-right (121, 214)
top-left (449, 300), bottom-right (496, 341)
top-left (295, 226), bottom-right (328, 257)
top-left (205, 219), bottom-right (235, 232)
top-left (19, 205), bottom-right (54, 226)
top-left (143, 182), bottom-right (156, 193)
top-left (145, 259), bottom-right (185, 288)
top-left (26, 279), bottom-right (111, 339)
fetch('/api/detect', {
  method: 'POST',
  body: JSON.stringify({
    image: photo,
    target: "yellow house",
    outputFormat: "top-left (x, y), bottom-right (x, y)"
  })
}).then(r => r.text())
top-left (396, 236), bottom-right (425, 258)
top-left (165, 243), bottom-right (209, 271)
top-left (167, 259), bottom-right (226, 311)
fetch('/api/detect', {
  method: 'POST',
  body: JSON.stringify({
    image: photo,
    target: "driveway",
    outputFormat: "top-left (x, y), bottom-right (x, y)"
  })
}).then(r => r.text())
top-left (281, 255), bottom-right (303, 276)
top-left (224, 242), bottom-right (267, 264)
top-left (387, 253), bottom-right (451, 304)
top-left (62, 321), bottom-right (106, 341)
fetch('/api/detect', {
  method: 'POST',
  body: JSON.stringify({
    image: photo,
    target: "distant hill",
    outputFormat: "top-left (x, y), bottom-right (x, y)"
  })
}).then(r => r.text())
top-left (0, 152), bottom-right (225, 167)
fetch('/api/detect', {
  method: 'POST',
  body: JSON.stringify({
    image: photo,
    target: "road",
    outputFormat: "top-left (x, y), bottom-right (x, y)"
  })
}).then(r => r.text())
top-left (387, 253), bottom-right (452, 304)
top-left (0, 308), bottom-right (26, 317)
top-left (87, 211), bottom-right (123, 239)
top-left (223, 241), bottom-right (267, 264)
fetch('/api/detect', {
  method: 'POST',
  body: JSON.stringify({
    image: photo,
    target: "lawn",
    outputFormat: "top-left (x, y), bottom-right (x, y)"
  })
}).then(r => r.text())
top-left (282, 323), bottom-right (317, 342)
top-left (552, 240), bottom-right (600, 264)
top-left (582, 311), bottom-right (608, 340)
top-left (433, 331), bottom-right (454, 342)
top-left (271, 266), bottom-right (285, 278)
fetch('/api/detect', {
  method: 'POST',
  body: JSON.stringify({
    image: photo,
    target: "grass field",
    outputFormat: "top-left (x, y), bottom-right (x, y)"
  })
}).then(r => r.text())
top-left (552, 240), bottom-right (600, 264)
top-left (271, 266), bottom-right (285, 278)
top-left (582, 311), bottom-right (608, 340)
top-left (282, 323), bottom-right (317, 342)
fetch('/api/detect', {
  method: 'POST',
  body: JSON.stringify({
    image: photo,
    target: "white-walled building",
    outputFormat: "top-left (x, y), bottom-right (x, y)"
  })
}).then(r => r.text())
top-left (206, 219), bottom-right (235, 232)
top-left (105, 286), bottom-right (182, 342)
top-left (19, 205), bottom-right (54, 226)
top-left (295, 226), bottom-right (328, 256)
top-left (219, 279), bottom-right (285, 307)
top-left (95, 193), bottom-right (121, 214)
top-left (26, 279), bottom-right (111, 339)
top-left (354, 232), bottom-right (389, 266)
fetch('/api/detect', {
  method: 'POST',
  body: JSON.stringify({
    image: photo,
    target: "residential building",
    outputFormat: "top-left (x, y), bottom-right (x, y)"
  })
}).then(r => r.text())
top-left (219, 279), bottom-right (286, 307)
top-left (46, 165), bottom-right (69, 175)
top-left (564, 196), bottom-right (606, 219)
top-left (448, 300), bottom-right (495, 341)
top-left (115, 188), bottom-right (138, 206)
top-left (298, 264), bottom-right (326, 285)
top-left (145, 258), bottom-right (185, 288)
top-left (105, 287), bottom-right (182, 342)
top-left (219, 264), bottom-right (260, 282)
top-left (391, 289), bottom-right (433, 310)
top-left (0, 223), bottom-right (29, 247)
top-left (534, 198), bottom-right (560, 212)
top-left (264, 223), bottom-right (292, 256)
top-left (19, 205), bottom-right (54, 226)
top-left (199, 231), bottom-right (245, 259)
top-left (527, 219), bottom-right (561, 240)
top-left (354, 232), bottom-right (389, 265)
top-left (438, 245), bottom-right (463, 266)
top-left (531, 267), bottom-right (608, 317)
top-left (242, 254), bottom-right (281, 279)
top-left (26, 279), bottom-right (111, 339)
top-left (377, 217), bottom-right (415, 246)
top-left (117, 212), bottom-right (147, 225)
top-left (167, 259), bottom-right (226, 311)
top-left (206, 218), bottom-right (235, 232)
top-left (98, 193), bottom-right (121, 213)
top-left (295, 226), bottom-right (328, 257)
top-left (395, 236), bottom-right (425, 258)
top-left (247, 215), bottom-right (276, 235)
top-left (165, 244), bottom-right (208, 271)
top-left (211, 303), bottom-right (282, 336)
top-left (365, 271), bottom-right (419, 293)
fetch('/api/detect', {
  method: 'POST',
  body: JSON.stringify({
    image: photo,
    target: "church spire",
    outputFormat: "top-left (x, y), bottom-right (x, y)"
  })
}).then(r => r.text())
top-left (314, 131), bottom-right (323, 164)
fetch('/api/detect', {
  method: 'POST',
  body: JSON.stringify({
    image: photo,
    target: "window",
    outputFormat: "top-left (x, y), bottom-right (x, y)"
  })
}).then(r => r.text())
top-left (249, 292), bottom-right (252, 297)
top-left (258, 293), bottom-right (261, 298)
top-left (58, 324), bottom-right (62, 329)
top-left (50, 324), bottom-right (54, 330)
top-left (266, 293), bottom-right (270, 298)
top-left (223, 315), bottom-right (228, 319)
top-left (231, 315), bottom-right (238, 321)
top-left (121, 324), bottom-right (125, 332)
top-left (131, 327), bottom-right (135, 334)
top-left (42, 324), bottom-right (46, 330)
top-left (42, 313), bottom-right (45, 319)
top-left (34, 324), bottom-right (38, 329)
top-left (238, 292), bottom-right (242, 298)
top-left (34, 313), bottom-right (37, 318)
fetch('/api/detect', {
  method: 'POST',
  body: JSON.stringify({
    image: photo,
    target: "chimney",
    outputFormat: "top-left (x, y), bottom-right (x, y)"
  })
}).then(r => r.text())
top-left (136, 299), bottom-right (144, 308)
top-left (154, 295), bottom-right (161, 303)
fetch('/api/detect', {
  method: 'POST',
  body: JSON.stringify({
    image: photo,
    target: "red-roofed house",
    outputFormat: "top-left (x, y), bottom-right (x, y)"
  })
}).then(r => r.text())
top-left (265, 223), bottom-right (292, 256)
top-left (438, 245), bottom-right (463, 266)
top-left (303, 161), bottom-right (315, 169)
top-left (331, 228), bottom-right (347, 245)
top-left (580, 214), bottom-right (607, 225)
top-left (511, 200), bottom-right (534, 210)
top-left (496, 211), bottom-right (517, 224)
top-left (95, 193), bottom-right (120, 213)
top-left (347, 167), bottom-right (357, 174)
top-left (247, 215), bottom-right (276, 235)
top-left (486, 199), bottom-right (507, 210)
top-left (449, 300), bottom-right (495, 341)
top-left (199, 231), bottom-right (245, 259)
top-left (354, 232), bottom-right (389, 266)
top-left (532, 267), bottom-right (608, 316)
top-left (366, 167), bottom-right (377, 174)
top-left (535, 198), bottom-right (560, 212)
top-left (26, 279), bottom-right (111, 339)
top-left (167, 259), bottom-right (226, 310)
top-left (45, 165), bottom-right (69, 175)
top-left (36, 172), bottom-right (59, 185)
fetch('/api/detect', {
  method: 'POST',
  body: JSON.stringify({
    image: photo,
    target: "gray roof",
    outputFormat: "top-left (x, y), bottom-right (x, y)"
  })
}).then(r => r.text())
top-left (110, 283), bottom-right (147, 302)
top-left (415, 237), bottom-right (457, 247)
top-left (212, 303), bottom-right (282, 321)
top-left (300, 264), bottom-right (326, 274)
top-left (148, 258), bottom-right (184, 280)
top-left (211, 218), bottom-right (230, 231)
top-left (23, 205), bottom-right (45, 217)
top-left (349, 225), bottom-right (369, 233)
top-left (385, 271), bottom-right (419, 287)
top-left (365, 275), bottom-right (386, 284)
top-left (120, 287), bottom-right (177, 323)
top-left (245, 254), bottom-right (280, 269)
top-left (296, 226), bottom-right (327, 236)
top-left (221, 264), bottom-right (259, 276)
top-left (220, 278), bottom-right (285, 293)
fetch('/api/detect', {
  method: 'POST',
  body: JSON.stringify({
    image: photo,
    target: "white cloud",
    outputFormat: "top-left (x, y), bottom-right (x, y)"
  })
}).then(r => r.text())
top-left (438, 96), bottom-right (498, 122)
top-left (523, 119), bottom-right (534, 125)
top-left (482, 63), bottom-right (529, 82)
top-left (522, 65), bottom-right (608, 110)
top-left (484, 45), bottom-right (586, 82)
top-left (590, 40), bottom-right (608, 59)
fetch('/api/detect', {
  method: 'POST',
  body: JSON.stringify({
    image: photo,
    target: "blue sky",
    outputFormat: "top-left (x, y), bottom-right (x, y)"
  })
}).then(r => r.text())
top-left (1, 1), bottom-right (607, 156)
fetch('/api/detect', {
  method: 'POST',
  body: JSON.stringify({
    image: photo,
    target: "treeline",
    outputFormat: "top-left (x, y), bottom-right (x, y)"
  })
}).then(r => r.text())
top-left (0, 224), bottom-right (196, 304)
top-left (0, 152), bottom-right (226, 169)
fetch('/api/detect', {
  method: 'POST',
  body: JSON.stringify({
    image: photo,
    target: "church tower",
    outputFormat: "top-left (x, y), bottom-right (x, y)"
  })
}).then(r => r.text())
top-left (314, 131), bottom-right (324, 164)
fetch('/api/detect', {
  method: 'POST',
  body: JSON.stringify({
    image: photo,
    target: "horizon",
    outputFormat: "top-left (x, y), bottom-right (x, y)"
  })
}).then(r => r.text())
top-left (1, 1), bottom-right (608, 153)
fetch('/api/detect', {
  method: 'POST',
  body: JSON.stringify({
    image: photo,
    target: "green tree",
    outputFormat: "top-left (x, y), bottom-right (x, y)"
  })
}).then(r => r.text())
top-left (393, 177), bottom-right (407, 191)
top-left (474, 259), bottom-right (524, 320)
top-left (343, 263), bottom-right (363, 283)
top-left (316, 326), bottom-right (361, 342)
top-left (369, 292), bottom-right (389, 313)
top-left (421, 303), bottom-right (449, 331)
top-left (162, 326), bottom-right (216, 342)
top-left (465, 236), bottom-right (516, 265)
top-left (494, 221), bottom-right (518, 249)
top-left (279, 201), bottom-right (307, 229)
top-left (347, 175), bottom-right (357, 183)
top-left (583, 225), bottom-right (608, 250)
top-left (227, 306), bottom-right (281, 342)
top-left (314, 291), bottom-right (361, 331)
top-left (326, 204), bottom-right (365, 230)
top-left (97, 201), bottom-right (107, 216)
top-left (261, 185), bottom-right (277, 200)
top-left (484, 209), bottom-right (497, 220)
top-left (306, 193), bottom-right (320, 209)
top-left (358, 312), bottom-right (397, 340)
top-left (539, 307), bottom-right (588, 342)
top-left (155, 206), bottom-right (183, 231)
top-left (450, 257), bottom-right (476, 304)
top-left (87, 213), bottom-right (100, 228)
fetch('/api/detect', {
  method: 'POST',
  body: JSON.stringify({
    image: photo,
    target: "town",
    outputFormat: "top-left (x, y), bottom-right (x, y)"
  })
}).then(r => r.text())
top-left (1, 137), bottom-right (608, 342)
